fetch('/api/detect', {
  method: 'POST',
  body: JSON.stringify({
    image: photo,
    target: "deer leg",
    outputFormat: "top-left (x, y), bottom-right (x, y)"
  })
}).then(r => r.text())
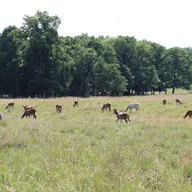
top-left (125, 118), bottom-right (128, 123)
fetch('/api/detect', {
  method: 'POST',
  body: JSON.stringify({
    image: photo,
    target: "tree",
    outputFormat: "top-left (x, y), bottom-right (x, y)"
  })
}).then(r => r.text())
top-left (70, 47), bottom-right (97, 97)
top-left (52, 36), bottom-right (75, 96)
top-left (162, 47), bottom-right (191, 94)
top-left (0, 26), bottom-right (24, 97)
top-left (130, 41), bottom-right (156, 94)
top-left (113, 36), bottom-right (137, 94)
top-left (94, 60), bottom-right (128, 96)
top-left (21, 11), bottom-right (61, 97)
top-left (148, 65), bottom-right (160, 94)
top-left (105, 64), bottom-right (128, 96)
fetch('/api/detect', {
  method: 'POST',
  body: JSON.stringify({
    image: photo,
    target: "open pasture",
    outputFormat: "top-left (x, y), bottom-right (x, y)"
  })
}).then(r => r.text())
top-left (0, 95), bottom-right (192, 191)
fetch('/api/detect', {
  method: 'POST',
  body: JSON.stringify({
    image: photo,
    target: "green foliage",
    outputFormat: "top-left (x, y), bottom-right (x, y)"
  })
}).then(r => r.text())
top-left (70, 47), bottom-right (97, 97)
top-left (94, 61), bottom-right (127, 96)
top-left (0, 26), bottom-right (24, 97)
top-left (162, 47), bottom-right (192, 94)
top-left (21, 11), bottom-right (61, 97)
top-left (0, 11), bottom-right (192, 97)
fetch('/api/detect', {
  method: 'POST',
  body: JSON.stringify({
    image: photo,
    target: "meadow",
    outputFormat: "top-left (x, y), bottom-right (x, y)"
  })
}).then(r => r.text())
top-left (0, 94), bottom-right (192, 192)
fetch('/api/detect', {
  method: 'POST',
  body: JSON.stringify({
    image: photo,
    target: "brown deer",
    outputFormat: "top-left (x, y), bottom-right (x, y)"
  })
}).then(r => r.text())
top-left (183, 110), bottom-right (192, 119)
top-left (5, 102), bottom-right (14, 110)
top-left (22, 106), bottom-right (37, 118)
top-left (23, 105), bottom-right (37, 118)
top-left (101, 103), bottom-right (111, 111)
top-left (73, 100), bottom-right (78, 107)
top-left (56, 105), bottom-right (62, 113)
top-left (175, 99), bottom-right (182, 104)
top-left (21, 108), bottom-right (36, 119)
top-left (163, 99), bottom-right (166, 105)
top-left (113, 109), bottom-right (131, 123)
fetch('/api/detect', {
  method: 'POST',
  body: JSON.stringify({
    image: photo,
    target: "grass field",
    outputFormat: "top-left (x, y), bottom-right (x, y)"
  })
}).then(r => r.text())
top-left (0, 94), bottom-right (192, 192)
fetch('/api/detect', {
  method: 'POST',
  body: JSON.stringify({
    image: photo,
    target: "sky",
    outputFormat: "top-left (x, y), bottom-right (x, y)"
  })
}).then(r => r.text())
top-left (1, 0), bottom-right (192, 48)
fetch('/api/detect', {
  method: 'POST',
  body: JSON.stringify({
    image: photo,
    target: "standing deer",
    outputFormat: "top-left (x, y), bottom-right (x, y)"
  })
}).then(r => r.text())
top-left (113, 108), bottom-right (131, 123)
top-left (73, 100), bottom-right (78, 107)
top-left (21, 108), bottom-right (36, 119)
top-left (56, 105), bottom-right (62, 113)
top-left (22, 106), bottom-right (37, 118)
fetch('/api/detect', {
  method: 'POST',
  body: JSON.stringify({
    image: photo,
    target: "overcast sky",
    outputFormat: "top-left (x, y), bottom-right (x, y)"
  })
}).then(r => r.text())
top-left (1, 0), bottom-right (192, 48)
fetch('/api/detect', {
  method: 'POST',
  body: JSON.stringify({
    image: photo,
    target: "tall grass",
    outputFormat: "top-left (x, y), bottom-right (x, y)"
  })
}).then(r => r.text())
top-left (0, 95), bottom-right (192, 191)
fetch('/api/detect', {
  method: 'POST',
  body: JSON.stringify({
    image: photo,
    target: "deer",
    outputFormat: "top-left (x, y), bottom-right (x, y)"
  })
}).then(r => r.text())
top-left (21, 108), bottom-right (36, 119)
top-left (101, 103), bottom-right (111, 112)
top-left (183, 110), bottom-right (192, 119)
top-left (113, 108), bottom-right (131, 123)
top-left (175, 99), bottom-right (182, 104)
top-left (73, 100), bottom-right (78, 107)
top-left (5, 102), bottom-right (14, 110)
top-left (56, 104), bottom-right (62, 113)
top-left (22, 106), bottom-right (37, 118)
top-left (125, 103), bottom-right (139, 113)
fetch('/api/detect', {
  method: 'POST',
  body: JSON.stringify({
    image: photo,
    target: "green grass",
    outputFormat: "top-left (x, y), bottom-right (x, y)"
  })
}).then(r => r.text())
top-left (0, 95), bottom-right (192, 191)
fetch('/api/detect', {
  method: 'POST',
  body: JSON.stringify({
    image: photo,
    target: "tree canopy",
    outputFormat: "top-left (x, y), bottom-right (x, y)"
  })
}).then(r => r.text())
top-left (0, 11), bottom-right (192, 97)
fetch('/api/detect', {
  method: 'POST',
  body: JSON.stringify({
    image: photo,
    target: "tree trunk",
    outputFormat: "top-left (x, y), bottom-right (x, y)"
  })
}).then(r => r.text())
top-left (172, 87), bottom-right (175, 94)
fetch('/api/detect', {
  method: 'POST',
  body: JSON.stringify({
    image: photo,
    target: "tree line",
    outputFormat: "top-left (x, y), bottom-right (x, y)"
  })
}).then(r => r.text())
top-left (0, 11), bottom-right (192, 98)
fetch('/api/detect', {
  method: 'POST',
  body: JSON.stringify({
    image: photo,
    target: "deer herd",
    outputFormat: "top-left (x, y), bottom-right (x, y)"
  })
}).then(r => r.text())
top-left (0, 98), bottom-right (191, 122)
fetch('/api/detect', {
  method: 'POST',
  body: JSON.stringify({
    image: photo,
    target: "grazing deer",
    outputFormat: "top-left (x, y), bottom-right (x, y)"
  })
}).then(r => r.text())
top-left (125, 103), bottom-right (139, 112)
top-left (163, 99), bottom-right (166, 105)
top-left (73, 100), bottom-right (78, 107)
top-left (5, 102), bottom-right (14, 110)
top-left (56, 105), bottom-right (62, 113)
top-left (183, 110), bottom-right (192, 119)
top-left (101, 103), bottom-right (111, 111)
top-left (0, 113), bottom-right (2, 120)
top-left (113, 109), bottom-right (131, 123)
top-left (175, 99), bottom-right (182, 104)
top-left (21, 108), bottom-right (36, 119)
